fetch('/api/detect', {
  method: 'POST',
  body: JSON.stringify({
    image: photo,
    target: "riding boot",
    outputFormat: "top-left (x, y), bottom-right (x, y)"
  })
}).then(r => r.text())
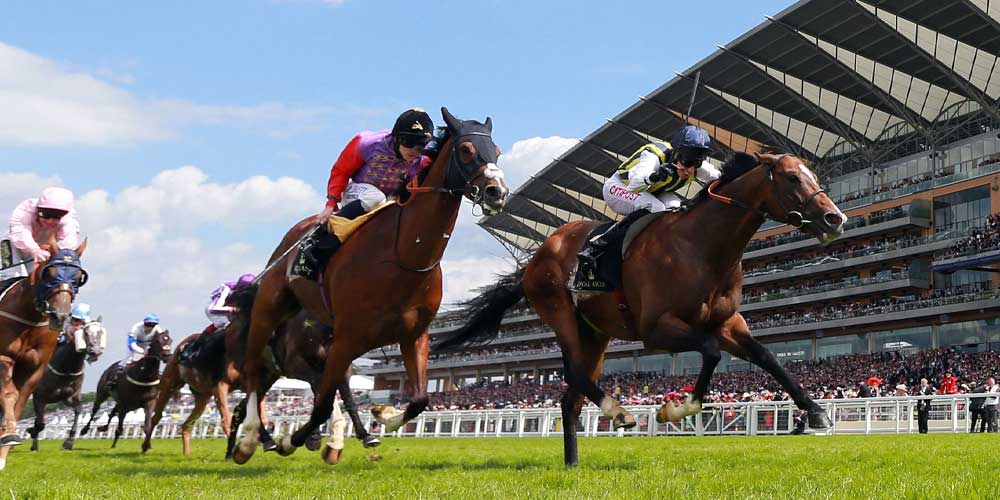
top-left (577, 209), bottom-right (651, 268)
top-left (335, 200), bottom-right (366, 220)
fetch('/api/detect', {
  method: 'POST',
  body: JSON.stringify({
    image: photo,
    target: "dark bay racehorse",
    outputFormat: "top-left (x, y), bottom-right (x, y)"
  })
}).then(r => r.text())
top-left (142, 309), bottom-right (377, 457)
top-left (233, 108), bottom-right (509, 464)
top-left (81, 329), bottom-right (172, 448)
top-left (0, 240), bottom-right (88, 470)
top-left (437, 153), bottom-right (847, 466)
top-left (26, 319), bottom-right (106, 451)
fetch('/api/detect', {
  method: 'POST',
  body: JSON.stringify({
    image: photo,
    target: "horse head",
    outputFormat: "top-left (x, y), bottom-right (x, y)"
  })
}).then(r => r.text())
top-left (441, 107), bottom-right (509, 215)
top-left (755, 153), bottom-right (847, 244)
top-left (148, 329), bottom-right (173, 362)
top-left (30, 238), bottom-right (89, 331)
top-left (81, 319), bottom-right (107, 363)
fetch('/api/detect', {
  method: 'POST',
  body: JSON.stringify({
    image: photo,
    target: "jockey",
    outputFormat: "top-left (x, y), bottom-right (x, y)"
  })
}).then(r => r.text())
top-left (292, 108), bottom-right (435, 280)
top-left (578, 125), bottom-right (721, 266)
top-left (59, 302), bottom-right (91, 350)
top-left (0, 187), bottom-right (81, 286)
top-left (126, 314), bottom-right (164, 363)
top-left (205, 273), bottom-right (255, 331)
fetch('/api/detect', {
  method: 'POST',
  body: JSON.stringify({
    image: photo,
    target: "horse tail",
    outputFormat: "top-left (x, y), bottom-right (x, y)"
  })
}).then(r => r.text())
top-left (433, 266), bottom-right (526, 353)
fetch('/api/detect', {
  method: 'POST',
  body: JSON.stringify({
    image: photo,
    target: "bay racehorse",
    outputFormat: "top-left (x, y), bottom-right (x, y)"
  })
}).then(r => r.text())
top-left (0, 240), bottom-right (88, 471)
top-left (436, 152), bottom-right (847, 466)
top-left (26, 319), bottom-right (106, 451)
top-left (81, 329), bottom-right (172, 448)
top-left (233, 108), bottom-right (509, 464)
top-left (142, 309), bottom-right (377, 457)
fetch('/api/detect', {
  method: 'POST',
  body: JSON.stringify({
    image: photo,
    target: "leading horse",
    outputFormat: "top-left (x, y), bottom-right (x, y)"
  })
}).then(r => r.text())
top-left (26, 319), bottom-right (106, 451)
top-left (233, 108), bottom-right (509, 464)
top-left (81, 329), bottom-right (172, 448)
top-left (436, 152), bottom-right (847, 466)
top-left (0, 240), bottom-right (88, 470)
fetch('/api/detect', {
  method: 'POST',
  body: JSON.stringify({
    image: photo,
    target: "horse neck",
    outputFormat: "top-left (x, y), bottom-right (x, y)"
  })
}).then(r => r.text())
top-left (683, 168), bottom-right (771, 273)
top-left (50, 341), bottom-right (85, 372)
top-left (130, 354), bottom-right (160, 379)
top-left (4, 279), bottom-right (43, 322)
top-left (395, 138), bottom-right (463, 268)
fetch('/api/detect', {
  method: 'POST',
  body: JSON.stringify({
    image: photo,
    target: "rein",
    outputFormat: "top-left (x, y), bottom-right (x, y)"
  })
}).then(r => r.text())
top-left (706, 155), bottom-right (825, 228)
top-left (0, 280), bottom-right (49, 328)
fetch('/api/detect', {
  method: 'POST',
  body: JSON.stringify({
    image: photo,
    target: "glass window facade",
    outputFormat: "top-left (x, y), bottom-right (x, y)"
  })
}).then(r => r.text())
top-left (601, 356), bottom-right (634, 374)
top-left (939, 320), bottom-right (1000, 350)
top-left (636, 354), bottom-right (671, 374)
top-left (933, 185), bottom-right (991, 233)
top-left (817, 333), bottom-right (869, 359)
top-left (874, 327), bottom-right (932, 352)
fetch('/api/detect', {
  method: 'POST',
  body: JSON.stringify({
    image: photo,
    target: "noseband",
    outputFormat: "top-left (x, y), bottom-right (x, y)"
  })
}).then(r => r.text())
top-left (707, 154), bottom-right (825, 228)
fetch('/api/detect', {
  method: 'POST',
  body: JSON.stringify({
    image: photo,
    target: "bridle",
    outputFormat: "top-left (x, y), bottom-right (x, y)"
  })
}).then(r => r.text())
top-left (706, 154), bottom-right (825, 229)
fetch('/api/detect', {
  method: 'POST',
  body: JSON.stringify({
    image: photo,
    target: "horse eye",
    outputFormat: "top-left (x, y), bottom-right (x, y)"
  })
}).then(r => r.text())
top-left (46, 267), bottom-right (57, 279)
top-left (787, 174), bottom-right (802, 184)
top-left (459, 143), bottom-right (476, 164)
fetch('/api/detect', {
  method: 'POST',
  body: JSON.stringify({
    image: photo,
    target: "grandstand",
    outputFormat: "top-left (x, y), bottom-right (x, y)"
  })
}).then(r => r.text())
top-left (361, 0), bottom-right (1000, 408)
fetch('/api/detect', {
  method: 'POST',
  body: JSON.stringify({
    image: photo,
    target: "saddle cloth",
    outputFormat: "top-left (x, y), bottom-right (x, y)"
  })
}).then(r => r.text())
top-left (571, 211), bottom-right (667, 293)
top-left (325, 200), bottom-right (394, 241)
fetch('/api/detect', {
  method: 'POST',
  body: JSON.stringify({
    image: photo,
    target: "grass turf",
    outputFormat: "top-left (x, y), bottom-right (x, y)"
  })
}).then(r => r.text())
top-left (2, 434), bottom-right (998, 498)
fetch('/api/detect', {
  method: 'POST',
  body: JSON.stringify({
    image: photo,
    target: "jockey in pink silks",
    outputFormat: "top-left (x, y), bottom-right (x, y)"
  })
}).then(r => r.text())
top-left (1, 187), bottom-right (81, 285)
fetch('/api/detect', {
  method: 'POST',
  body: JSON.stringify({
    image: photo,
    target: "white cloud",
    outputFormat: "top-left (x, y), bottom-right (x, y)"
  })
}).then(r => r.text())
top-left (440, 256), bottom-right (518, 308)
top-left (0, 168), bottom-right (324, 390)
top-left (0, 41), bottom-right (339, 146)
top-left (497, 136), bottom-right (577, 192)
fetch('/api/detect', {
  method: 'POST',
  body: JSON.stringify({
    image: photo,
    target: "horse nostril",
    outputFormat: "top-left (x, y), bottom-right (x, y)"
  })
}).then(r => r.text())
top-left (825, 212), bottom-right (845, 228)
top-left (484, 185), bottom-right (502, 201)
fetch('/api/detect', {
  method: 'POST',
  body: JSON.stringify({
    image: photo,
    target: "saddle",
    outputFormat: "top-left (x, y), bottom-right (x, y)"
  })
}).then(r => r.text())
top-left (571, 211), bottom-right (667, 292)
top-left (178, 328), bottom-right (228, 379)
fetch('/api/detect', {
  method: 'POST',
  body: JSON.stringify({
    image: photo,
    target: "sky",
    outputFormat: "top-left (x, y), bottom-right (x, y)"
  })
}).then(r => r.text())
top-left (0, 0), bottom-right (793, 389)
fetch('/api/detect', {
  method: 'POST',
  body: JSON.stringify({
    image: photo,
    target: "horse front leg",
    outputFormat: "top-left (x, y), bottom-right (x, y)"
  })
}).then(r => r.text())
top-left (371, 331), bottom-right (431, 433)
top-left (180, 393), bottom-right (210, 456)
top-left (0, 356), bottom-right (23, 449)
top-left (28, 396), bottom-right (46, 451)
top-left (339, 379), bottom-right (379, 448)
top-left (63, 396), bottom-right (81, 450)
top-left (718, 314), bottom-right (831, 430)
top-left (278, 341), bottom-right (356, 464)
top-left (658, 334), bottom-right (721, 424)
top-left (112, 407), bottom-right (125, 448)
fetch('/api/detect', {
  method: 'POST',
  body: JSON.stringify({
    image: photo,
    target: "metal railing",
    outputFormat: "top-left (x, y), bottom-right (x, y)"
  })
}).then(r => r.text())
top-left (22, 394), bottom-right (994, 441)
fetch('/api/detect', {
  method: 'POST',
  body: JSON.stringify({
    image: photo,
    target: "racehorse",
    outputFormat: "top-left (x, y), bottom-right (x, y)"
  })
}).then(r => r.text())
top-left (26, 319), bottom-right (106, 451)
top-left (0, 239), bottom-right (88, 470)
top-left (81, 329), bottom-right (172, 448)
top-left (435, 152), bottom-right (847, 466)
top-left (232, 108), bottom-right (509, 464)
top-left (223, 311), bottom-right (379, 463)
top-left (142, 309), bottom-right (377, 457)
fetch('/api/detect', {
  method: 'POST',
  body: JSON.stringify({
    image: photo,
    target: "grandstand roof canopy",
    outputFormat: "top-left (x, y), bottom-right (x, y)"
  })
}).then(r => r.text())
top-left (483, 0), bottom-right (1000, 252)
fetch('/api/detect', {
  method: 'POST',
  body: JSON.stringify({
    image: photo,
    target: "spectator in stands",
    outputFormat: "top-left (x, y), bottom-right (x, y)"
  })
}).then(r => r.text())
top-left (939, 371), bottom-right (958, 395)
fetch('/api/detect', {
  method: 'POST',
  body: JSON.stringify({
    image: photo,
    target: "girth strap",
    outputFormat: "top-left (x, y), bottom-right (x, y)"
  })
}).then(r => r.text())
top-left (47, 363), bottom-right (84, 377)
top-left (125, 373), bottom-right (160, 387)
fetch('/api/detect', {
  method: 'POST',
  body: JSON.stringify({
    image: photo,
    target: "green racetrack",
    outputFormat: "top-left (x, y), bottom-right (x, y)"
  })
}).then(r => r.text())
top-left (2, 434), bottom-right (998, 498)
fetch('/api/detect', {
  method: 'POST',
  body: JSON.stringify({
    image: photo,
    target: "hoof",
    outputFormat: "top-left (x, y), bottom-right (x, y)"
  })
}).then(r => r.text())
top-left (613, 412), bottom-right (637, 430)
top-left (808, 410), bottom-right (832, 430)
top-left (305, 433), bottom-right (322, 452)
top-left (362, 435), bottom-right (381, 448)
top-left (62, 441), bottom-right (74, 451)
top-left (232, 440), bottom-right (256, 465)
top-left (321, 444), bottom-right (342, 465)
top-left (371, 405), bottom-right (405, 432)
top-left (0, 434), bottom-right (23, 448)
top-left (0, 458), bottom-right (5, 471)
top-left (276, 435), bottom-right (297, 457)
top-left (261, 436), bottom-right (278, 453)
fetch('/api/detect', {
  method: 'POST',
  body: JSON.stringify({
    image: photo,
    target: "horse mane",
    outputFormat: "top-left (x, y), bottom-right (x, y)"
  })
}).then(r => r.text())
top-left (695, 151), bottom-right (760, 203)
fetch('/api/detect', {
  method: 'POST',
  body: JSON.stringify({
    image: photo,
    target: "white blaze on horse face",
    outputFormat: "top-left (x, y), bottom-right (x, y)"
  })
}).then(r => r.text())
top-left (483, 163), bottom-right (509, 196)
top-left (798, 163), bottom-right (819, 185)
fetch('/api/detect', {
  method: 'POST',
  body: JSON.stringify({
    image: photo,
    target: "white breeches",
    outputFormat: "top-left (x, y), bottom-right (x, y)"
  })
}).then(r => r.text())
top-left (342, 182), bottom-right (387, 212)
top-left (206, 311), bottom-right (230, 330)
top-left (602, 176), bottom-right (682, 216)
top-left (0, 236), bottom-right (33, 281)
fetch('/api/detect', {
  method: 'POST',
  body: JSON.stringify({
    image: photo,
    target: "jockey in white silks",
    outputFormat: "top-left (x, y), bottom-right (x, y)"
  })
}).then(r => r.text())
top-left (0, 187), bottom-right (81, 284)
top-left (578, 125), bottom-right (721, 266)
top-left (125, 314), bottom-right (165, 363)
top-left (60, 303), bottom-right (106, 353)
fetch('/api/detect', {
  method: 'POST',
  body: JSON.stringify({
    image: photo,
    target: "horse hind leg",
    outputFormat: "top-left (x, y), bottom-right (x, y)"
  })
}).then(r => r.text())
top-left (180, 393), bottom-right (211, 456)
top-left (112, 407), bottom-right (125, 448)
top-left (226, 395), bottom-right (248, 461)
top-left (321, 397), bottom-right (346, 465)
top-left (280, 341), bottom-right (356, 460)
top-left (232, 392), bottom-right (261, 464)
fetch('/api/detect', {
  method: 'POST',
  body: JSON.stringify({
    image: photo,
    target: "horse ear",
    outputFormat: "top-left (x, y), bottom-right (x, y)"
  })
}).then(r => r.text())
top-left (96, 315), bottom-right (103, 323)
top-left (29, 260), bottom-right (42, 286)
top-left (756, 152), bottom-right (778, 166)
top-left (441, 107), bottom-right (461, 132)
top-left (75, 238), bottom-right (88, 258)
top-left (47, 232), bottom-right (60, 254)
top-left (484, 117), bottom-right (493, 133)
